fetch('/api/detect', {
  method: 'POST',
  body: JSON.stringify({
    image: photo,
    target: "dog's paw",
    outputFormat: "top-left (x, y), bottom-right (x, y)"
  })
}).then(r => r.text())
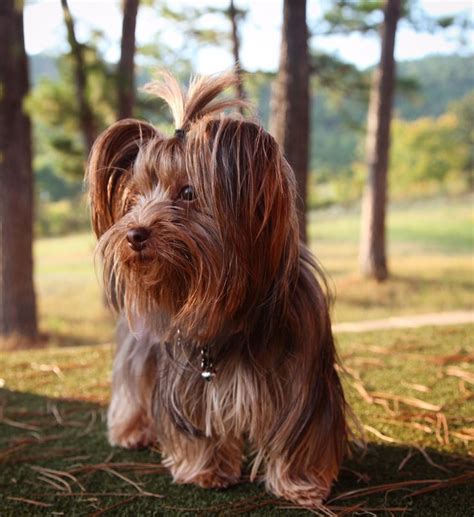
top-left (276, 487), bottom-right (325, 508)
top-left (265, 463), bottom-right (330, 508)
top-left (182, 470), bottom-right (240, 489)
top-left (108, 416), bottom-right (156, 450)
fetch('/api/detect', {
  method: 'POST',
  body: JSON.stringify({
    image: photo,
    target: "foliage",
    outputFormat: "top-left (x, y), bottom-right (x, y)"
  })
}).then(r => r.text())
top-left (35, 166), bottom-right (76, 203)
top-left (318, 0), bottom-right (463, 36)
top-left (27, 1), bottom-right (242, 210)
top-left (28, 46), bottom-right (117, 180)
top-left (34, 143), bottom-right (82, 203)
top-left (388, 113), bottom-right (471, 196)
top-left (344, 108), bottom-right (472, 206)
top-left (36, 198), bottom-right (90, 238)
top-left (310, 51), bottom-right (370, 97)
top-left (396, 55), bottom-right (474, 119)
top-left (243, 70), bottom-right (274, 126)
top-left (449, 90), bottom-right (474, 186)
top-left (156, 1), bottom-right (247, 61)
top-left (29, 44), bottom-right (474, 220)
top-left (317, 0), bottom-right (385, 35)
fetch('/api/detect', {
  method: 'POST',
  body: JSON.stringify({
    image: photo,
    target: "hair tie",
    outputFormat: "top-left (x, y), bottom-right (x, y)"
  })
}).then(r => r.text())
top-left (174, 128), bottom-right (185, 139)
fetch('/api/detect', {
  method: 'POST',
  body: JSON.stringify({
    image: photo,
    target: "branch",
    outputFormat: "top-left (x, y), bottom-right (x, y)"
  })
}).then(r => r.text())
top-left (60, 0), bottom-right (96, 154)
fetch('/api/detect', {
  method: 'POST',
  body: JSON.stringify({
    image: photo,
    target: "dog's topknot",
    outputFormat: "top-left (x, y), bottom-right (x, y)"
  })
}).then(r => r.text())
top-left (142, 69), bottom-right (247, 132)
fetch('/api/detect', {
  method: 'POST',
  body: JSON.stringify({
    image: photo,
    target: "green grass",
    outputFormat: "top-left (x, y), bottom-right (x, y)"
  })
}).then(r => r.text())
top-left (1, 325), bottom-right (472, 514)
top-left (34, 233), bottom-right (115, 347)
top-left (309, 194), bottom-right (474, 252)
top-left (309, 194), bottom-right (474, 322)
top-left (32, 194), bottom-right (474, 347)
top-left (1, 194), bottom-right (472, 513)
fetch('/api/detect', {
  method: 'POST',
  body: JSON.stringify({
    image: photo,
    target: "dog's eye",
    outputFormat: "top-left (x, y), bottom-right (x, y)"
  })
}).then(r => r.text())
top-left (179, 185), bottom-right (196, 201)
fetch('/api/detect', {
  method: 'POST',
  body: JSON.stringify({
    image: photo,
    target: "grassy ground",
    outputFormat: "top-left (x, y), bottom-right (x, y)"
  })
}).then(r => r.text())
top-left (33, 194), bottom-right (474, 347)
top-left (0, 194), bottom-right (472, 514)
top-left (1, 325), bottom-right (472, 514)
top-left (309, 194), bottom-right (473, 323)
top-left (34, 234), bottom-right (114, 348)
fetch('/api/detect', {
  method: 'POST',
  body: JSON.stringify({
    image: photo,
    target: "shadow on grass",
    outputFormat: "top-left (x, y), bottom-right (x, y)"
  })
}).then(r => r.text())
top-left (1, 389), bottom-right (472, 515)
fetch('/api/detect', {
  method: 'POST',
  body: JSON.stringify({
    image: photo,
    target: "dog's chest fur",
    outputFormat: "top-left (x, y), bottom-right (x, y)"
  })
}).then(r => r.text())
top-left (115, 317), bottom-right (288, 442)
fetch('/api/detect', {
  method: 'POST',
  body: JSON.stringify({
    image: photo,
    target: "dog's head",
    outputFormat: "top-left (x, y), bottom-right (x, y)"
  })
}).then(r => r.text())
top-left (87, 71), bottom-right (300, 342)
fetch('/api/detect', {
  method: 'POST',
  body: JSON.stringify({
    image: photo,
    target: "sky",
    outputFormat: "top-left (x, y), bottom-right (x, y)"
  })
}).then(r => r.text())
top-left (24, 0), bottom-right (473, 73)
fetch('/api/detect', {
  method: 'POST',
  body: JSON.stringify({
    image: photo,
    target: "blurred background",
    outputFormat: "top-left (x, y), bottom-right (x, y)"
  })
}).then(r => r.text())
top-left (1, 0), bottom-right (473, 349)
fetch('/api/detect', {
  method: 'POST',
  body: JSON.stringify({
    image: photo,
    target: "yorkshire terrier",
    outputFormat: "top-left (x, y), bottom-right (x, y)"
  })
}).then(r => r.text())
top-left (86, 70), bottom-right (347, 506)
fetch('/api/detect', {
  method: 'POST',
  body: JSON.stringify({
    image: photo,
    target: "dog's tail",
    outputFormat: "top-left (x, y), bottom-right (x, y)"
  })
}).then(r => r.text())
top-left (143, 69), bottom-right (247, 131)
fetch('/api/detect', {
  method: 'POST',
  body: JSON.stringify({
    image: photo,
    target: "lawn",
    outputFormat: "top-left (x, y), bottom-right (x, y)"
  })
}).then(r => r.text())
top-left (0, 194), bottom-right (473, 514)
top-left (34, 233), bottom-right (114, 348)
top-left (33, 194), bottom-right (474, 347)
top-left (1, 325), bottom-right (472, 514)
top-left (309, 194), bottom-right (473, 324)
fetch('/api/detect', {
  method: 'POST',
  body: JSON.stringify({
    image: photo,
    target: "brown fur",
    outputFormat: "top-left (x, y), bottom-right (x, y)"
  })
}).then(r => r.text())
top-left (86, 70), bottom-right (347, 506)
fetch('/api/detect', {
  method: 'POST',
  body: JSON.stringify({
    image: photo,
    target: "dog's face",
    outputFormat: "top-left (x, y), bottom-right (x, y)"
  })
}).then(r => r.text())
top-left (87, 74), bottom-right (300, 342)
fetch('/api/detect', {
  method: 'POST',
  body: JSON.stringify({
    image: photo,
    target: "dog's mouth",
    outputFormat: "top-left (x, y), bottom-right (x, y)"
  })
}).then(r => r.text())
top-left (127, 247), bottom-right (156, 264)
top-left (127, 240), bottom-right (146, 253)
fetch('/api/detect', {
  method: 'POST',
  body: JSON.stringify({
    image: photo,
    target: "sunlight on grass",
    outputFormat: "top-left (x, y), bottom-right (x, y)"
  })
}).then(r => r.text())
top-left (309, 195), bottom-right (474, 322)
top-left (1, 325), bottom-right (472, 514)
top-left (309, 194), bottom-right (474, 252)
top-left (32, 196), bottom-right (473, 345)
top-left (34, 234), bottom-right (114, 347)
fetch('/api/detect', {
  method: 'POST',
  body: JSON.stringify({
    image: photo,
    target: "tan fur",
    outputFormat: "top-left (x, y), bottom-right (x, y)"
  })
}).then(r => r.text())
top-left (86, 70), bottom-right (347, 506)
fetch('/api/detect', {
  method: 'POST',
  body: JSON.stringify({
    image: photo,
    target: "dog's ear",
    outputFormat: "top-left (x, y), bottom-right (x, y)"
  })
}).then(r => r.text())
top-left (181, 119), bottom-right (301, 327)
top-left (86, 119), bottom-right (157, 237)
top-left (214, 120), bottom-right (300, 289)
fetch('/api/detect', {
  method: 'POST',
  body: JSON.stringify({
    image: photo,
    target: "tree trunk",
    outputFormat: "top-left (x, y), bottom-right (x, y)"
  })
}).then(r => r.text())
top-left (359, 0), bottom-right (401, 281)
top-left (0, 0), bottom-right (38, 347)
top-left (269, 0), bottom-right (309, 241)
top-left (228, 0), bottom-right (245, 110)
top-left (118, 0), bottom-right (140, 120)
top-left (61, 0), bottom-right (96, 155)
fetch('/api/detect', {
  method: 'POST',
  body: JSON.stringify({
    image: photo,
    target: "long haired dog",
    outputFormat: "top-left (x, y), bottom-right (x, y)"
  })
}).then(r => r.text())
top-left (86, 71), bottom-right (347, 505)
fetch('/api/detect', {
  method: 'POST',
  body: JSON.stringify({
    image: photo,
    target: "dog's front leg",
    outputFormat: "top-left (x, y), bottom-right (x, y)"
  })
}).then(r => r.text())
top-left (107, 383), bottom-right (156, 449)
top-left (107, 320), bottom-right (157, 449)
top-left (258, 359), bottom-right (345, 506)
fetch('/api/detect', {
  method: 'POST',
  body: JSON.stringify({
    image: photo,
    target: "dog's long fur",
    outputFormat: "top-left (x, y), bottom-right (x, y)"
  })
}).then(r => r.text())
top-left (86, 70), bottom-right (347, 504)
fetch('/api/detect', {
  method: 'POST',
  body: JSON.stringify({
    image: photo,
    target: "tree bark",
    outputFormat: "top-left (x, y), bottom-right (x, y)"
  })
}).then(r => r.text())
top-left (61, 0), bottom-right (96, 155)
top-left (0, 0), bottom-right (38, 346)
top-left (228, 0), bottom-right (245, 110)
top-left (359, 0), bottom-right (401, 281)
top-left (118, 0), bottom-right (140, 120)
top-left (270, 0), bottom-right (309, 241)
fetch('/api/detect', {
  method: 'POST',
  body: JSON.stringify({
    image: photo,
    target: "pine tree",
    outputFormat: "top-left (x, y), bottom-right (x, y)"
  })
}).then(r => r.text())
top-left (61, 0), bottom-right (97, 156)
top-left (228, 0), bottom-right (245, 107)
top-left (118, 0), bottom-right (140, 119)
top-left (321, 0), bottom-right (455, 280)
top-left (359, 0), bottom-right (401, 281)
top-left (0, 0), bottom-right (38, 347)
top-left (270, 0), bottom-right (310, 240)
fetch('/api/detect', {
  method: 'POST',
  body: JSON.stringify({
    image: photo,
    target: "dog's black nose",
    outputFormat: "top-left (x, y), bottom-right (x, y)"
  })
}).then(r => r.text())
top-left (127, 227), bottom-right (150, 251)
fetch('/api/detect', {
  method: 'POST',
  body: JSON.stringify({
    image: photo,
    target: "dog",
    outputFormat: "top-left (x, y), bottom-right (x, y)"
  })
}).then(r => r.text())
top-left (86, 70), bottom-right (347, 506)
